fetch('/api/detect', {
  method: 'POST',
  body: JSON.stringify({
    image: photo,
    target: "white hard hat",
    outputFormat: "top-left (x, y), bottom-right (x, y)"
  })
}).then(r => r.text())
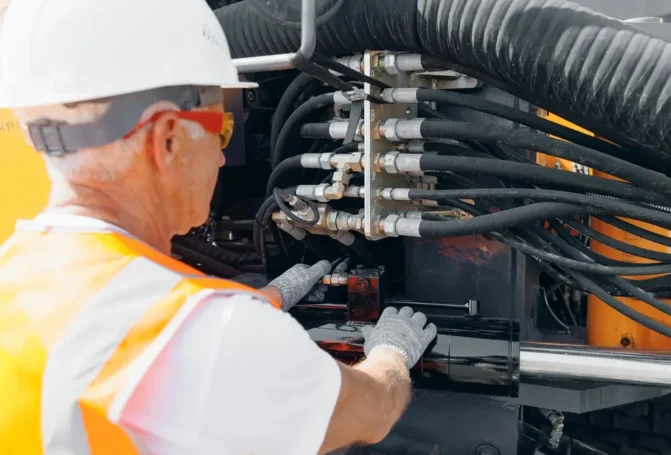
top-left (0, 0), bottom-right (257, 109)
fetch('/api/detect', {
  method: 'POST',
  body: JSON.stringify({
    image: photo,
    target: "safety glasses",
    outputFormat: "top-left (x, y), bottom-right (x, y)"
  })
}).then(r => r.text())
top-left (126, 110), bottom-right (235, 149)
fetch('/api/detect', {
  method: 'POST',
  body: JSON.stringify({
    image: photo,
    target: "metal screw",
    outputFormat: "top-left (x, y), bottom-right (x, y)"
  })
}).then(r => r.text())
top-left (621, 336), bottom-right (632, 347)
top-left (370, 110), bottom-right (376, 121)
top-left (475, 445), bottom-right (500, 455)
top-left (355, 278), bottom-right (370, 291)
top-left (246, 90), bottom-right (256, 102)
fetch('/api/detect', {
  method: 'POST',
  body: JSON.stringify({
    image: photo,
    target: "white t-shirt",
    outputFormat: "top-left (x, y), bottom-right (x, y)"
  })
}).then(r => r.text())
top-left (29, 213), bottom-right (343, 455)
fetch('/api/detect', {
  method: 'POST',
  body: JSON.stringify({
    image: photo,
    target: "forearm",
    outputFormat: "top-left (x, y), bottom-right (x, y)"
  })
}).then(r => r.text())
top-left (318, 347), bottom-right (411, 454)
top-left (355, 347), bottom-right (412, 436)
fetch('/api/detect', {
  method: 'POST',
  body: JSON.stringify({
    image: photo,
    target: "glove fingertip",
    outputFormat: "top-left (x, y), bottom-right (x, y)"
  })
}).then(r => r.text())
top-left (424, 323), bottom-right (438, 343)
top-left (381, 306), bottom-right (398, 318)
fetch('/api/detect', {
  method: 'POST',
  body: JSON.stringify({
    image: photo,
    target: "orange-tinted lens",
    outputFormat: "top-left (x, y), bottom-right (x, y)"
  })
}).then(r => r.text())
top-left (219, 112), bottom-right (234, 149)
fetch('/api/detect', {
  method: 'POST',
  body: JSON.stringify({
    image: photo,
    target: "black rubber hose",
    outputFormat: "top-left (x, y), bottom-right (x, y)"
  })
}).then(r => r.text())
top-left (422, 142), bottom-right (496, 160)
top-left (417, 154), bottom-right (660, 203)
top-left (533, 225), bottom-right (671, 318)
top-left (273, 93), bottom-right (335, 168)
top-left (300, 122), bottom-right (332, 139)
top-left (217, 0), bottom-right (671, 158)
top-left (417, 202), bottom-right (584, 237)
top-left (486, 230), bottom-right (671, 276)
top-left (563, 220), bottom-right (671, 263)
top-left (271, 73), bottom-right (320, 152)
top-left (407, 188), bottom-right (671, 228)
top-left (571, 272), bottom-right (671, 338)
top-left (418, 120), bottom-right (671, 197)
top-left (415, 89), bottom-right (632, 163)
top-left (422, 206), bottom-right (671, 276)
top-left (599, 216), bottom-right (671, 249)
top-left (266, 155), bottom-right (303, 196)
top-left (547, 219), bottom-right (655, 268)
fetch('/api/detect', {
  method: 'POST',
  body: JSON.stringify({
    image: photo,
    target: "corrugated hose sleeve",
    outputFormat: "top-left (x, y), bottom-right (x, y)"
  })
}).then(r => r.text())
top-left (217, 0), bottom-right (671, 160)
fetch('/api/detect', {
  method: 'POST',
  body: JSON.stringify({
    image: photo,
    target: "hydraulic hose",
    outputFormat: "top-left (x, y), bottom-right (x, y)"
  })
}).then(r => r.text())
top-left (533, 225), bottom-right (671, 319)
top-left (600, 216), bottom-right (671, 249)
top-left (300, 119), bottom-right (671, 197)
top-left (416, 154), bottom-right (661, 203)
top-left (273, 92), bottom-right (336, 168)
top-left (413, 88), bottom-right (632, 164)
top-left (406, 188), bottom-right (671, 228)
top-left (416, 120), bottom-right (671, 197)
top-left (217, 0), bottom-right (671, 158)
top-left (271, 73), bottom-right (320, 152)
top-left (435, 202), bottom-right (671, 336)
top-left (266, 155), bottom-right (303, 196)
top-left (563, 220), bottom-right (671, 263)
top-left (417, 202), bottom-right (584, 237)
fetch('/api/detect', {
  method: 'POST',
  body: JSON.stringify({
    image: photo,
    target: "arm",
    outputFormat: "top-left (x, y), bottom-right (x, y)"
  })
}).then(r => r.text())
top-left (318, 306), bottom-right (437, 453)
top-left (318, 347), bottom-right (411, 453)
top-left (119, 295), bottom-right (433, 455)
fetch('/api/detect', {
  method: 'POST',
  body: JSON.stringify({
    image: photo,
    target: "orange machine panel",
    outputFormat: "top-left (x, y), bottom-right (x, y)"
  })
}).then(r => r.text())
top-left (0, 109), bottom-right (50, 244)
top-left (536, 110), bottom-right (593, 175)
top-left (587, 173), bottom-right (671, 350)
top-left (539, 111), bottom-right (671, 350)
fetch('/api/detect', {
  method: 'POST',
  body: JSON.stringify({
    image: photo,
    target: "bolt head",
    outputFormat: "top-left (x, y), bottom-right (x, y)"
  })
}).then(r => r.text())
top-left (355, 278), bottom-right (370, 291)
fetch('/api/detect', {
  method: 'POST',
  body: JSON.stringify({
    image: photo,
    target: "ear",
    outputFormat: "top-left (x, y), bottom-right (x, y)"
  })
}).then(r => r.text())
top-left (149, 111), bottom-right (185, 173)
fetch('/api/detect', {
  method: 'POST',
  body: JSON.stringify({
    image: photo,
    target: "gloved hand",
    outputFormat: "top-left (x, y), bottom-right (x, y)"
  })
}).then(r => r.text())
top-left (362, 306), bottom-right (437, 368)
top-left (268, 260), bottom-right (332, 311)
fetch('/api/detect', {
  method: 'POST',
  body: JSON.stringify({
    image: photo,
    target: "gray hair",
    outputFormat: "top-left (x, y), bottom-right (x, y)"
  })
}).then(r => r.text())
top-left (14, 100), bottom-right (207, 188)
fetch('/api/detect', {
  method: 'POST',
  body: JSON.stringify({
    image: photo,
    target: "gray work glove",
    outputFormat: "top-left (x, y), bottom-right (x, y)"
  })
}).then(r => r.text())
top-left (362, 306), bottom-right (437, 368)
top-left (269, 260), bottom-right (332, 311)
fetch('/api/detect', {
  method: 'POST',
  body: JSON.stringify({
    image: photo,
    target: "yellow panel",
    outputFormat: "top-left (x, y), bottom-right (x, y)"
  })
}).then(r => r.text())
top-left (0, 110), bottom-right (50, 244)
top-left (536, 109), bottom-right (593, 175)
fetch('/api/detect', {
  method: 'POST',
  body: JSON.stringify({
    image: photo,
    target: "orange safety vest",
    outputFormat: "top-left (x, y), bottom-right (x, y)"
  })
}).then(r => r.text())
top-left (0, 221), bottom-right (279, 455)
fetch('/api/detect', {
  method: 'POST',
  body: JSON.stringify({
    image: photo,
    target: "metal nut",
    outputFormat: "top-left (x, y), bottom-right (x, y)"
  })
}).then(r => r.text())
top-left (346, 152), bottom-right (364, 172)
top-left (383, 215), bottom-right (400, 237)
top-left (382, 53), bottom-right (398, 74)
top-left (326, 211), bottom-right (340, 231)
top-left (382, 118), bottom-right (400, 142)
top-left (383, 151), bottom-right (400, 174)
top-left (314, 184), bottom-right (328, 202)
top-left (319, 152), bottom-right (334, 170)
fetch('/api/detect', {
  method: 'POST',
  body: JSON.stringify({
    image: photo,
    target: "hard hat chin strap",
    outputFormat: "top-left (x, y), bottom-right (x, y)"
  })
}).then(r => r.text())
top-left (27, 85), bottom-right (223, 156)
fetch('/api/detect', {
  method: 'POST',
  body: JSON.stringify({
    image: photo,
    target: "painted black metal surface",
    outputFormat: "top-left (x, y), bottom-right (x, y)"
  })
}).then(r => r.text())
top-left (291, 308), bottom-right (521, 398)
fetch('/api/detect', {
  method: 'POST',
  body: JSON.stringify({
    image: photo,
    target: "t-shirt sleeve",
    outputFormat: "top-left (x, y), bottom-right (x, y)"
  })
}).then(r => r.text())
top-left (118, 292), bottom-right (342, 455)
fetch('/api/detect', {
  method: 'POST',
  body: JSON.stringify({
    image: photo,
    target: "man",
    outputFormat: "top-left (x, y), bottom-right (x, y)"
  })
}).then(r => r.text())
top-left (0, 1), bottom-right (437, 454)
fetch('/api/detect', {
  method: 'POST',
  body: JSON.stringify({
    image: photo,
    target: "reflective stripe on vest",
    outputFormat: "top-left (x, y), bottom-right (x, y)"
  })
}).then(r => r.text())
top-left (0, 227), bottom-right (279, 455)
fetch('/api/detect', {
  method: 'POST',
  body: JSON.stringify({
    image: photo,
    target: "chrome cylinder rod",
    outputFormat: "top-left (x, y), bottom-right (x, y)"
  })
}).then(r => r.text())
top-left (521, 343), bottom-right (671, 387)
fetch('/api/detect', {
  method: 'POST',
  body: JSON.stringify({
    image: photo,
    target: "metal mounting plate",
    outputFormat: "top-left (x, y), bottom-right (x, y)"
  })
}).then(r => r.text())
top-left (363, 51), bottom-right (419, 240)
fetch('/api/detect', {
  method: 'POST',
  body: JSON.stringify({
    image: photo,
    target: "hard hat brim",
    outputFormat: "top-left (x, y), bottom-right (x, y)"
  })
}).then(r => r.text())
top-left (222, 81), bottom-right (259, 89)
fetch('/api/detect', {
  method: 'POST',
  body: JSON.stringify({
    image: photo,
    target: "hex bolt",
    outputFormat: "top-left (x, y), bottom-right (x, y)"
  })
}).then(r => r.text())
top-left (355, 278), bottom-right (370, 291)
top-left (475, 444), bottom-right (500, 455)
